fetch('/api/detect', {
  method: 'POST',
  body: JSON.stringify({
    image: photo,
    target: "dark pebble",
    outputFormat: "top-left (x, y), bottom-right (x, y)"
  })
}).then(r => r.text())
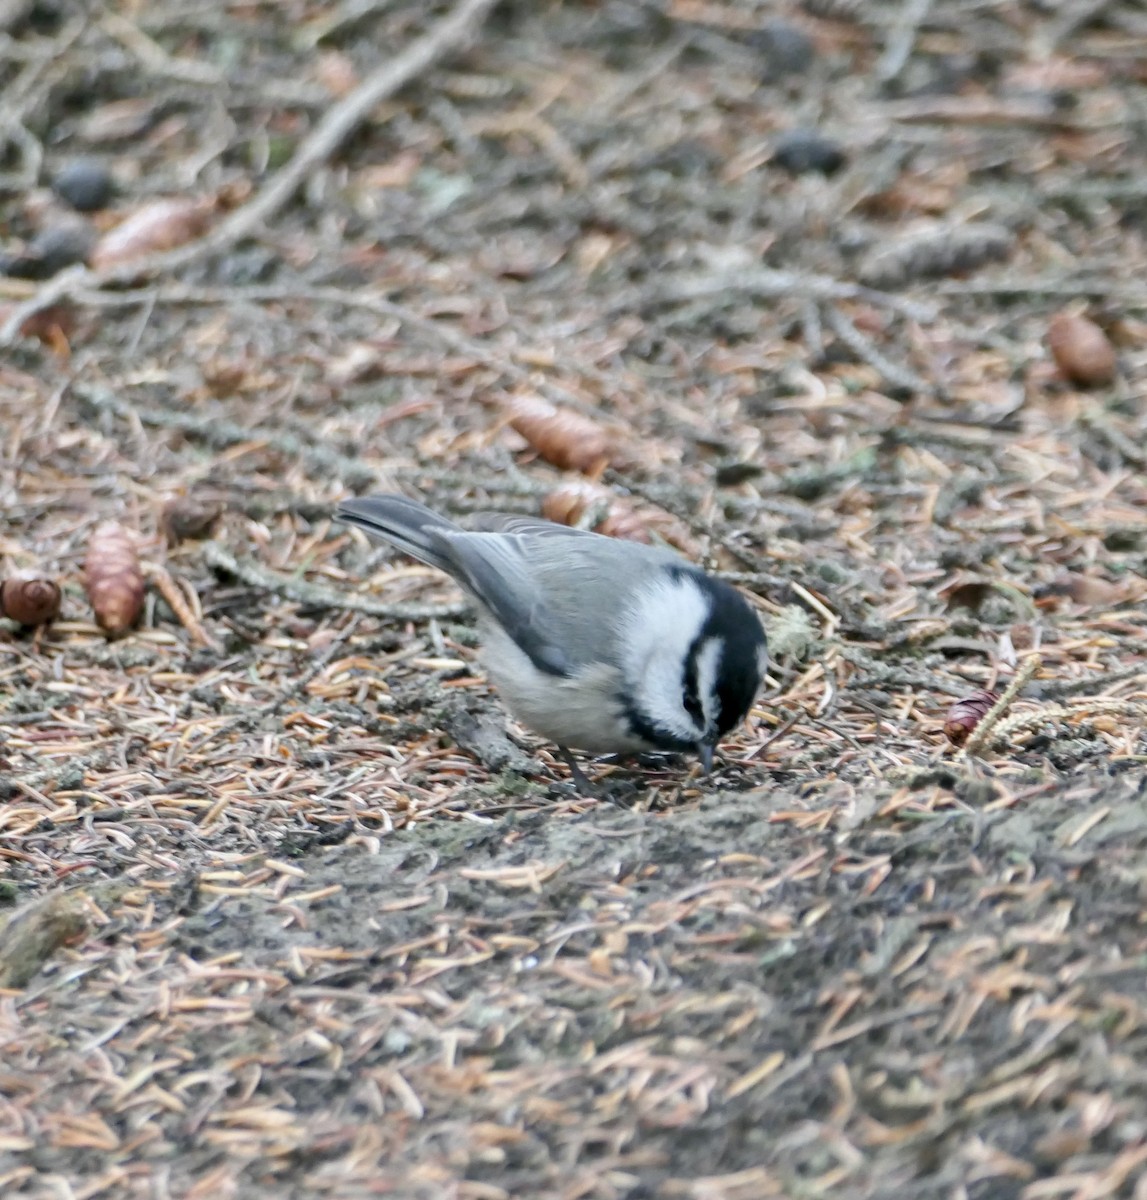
top-left (0, 219), bottom-right (94, 279)
top-left (750, 20), bottom-right (816, 77)
top-left (773, 129), bottom-right (846, 176)
top-left (52, 158), bottom-right (115, 211)
top-left (715, 462), bottom-right (764, 487)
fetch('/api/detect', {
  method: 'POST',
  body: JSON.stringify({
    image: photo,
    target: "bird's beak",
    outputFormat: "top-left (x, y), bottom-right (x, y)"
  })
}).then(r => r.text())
top-left (697, 741), bottom-right (714, 776)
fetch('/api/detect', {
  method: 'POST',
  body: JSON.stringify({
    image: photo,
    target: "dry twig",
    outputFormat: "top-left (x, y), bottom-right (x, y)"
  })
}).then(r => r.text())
top-left (962, 655), bottom-right (1042, 759)
top-left (0, 0), bottom-right (501, 344)
top-left (201, 541), bottom-right (468, 623)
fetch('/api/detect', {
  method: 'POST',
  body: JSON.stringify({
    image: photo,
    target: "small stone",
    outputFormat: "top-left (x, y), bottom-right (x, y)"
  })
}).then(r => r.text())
top-left (162, 494), bottom-right (224, 544)
top-left (0, 218), bottom-right (94, 279)
top-left (773, 129), bottom-right (846, 176)
top-left (52, 158), bottom-right (115, 211)
top-left (750, 20), bottom-right (816, 77)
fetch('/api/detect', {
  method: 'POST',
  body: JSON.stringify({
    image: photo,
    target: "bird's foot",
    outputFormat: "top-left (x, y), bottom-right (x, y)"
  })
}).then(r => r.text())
top-left (556, 746), bottom-right (600, 797)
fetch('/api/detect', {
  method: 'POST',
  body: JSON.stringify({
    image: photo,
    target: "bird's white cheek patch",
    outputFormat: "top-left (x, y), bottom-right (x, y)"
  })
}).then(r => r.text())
top-left (619, 576), bottom-right (708, 682)
top-left (617, 574), bottom-right (713, 743)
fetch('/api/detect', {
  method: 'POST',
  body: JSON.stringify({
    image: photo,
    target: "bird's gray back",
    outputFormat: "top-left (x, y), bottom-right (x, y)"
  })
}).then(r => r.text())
top-left (434, 527), bottom-right (685, 675)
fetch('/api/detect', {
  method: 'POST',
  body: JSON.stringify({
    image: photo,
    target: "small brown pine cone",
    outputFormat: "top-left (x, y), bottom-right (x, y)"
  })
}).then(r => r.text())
top-left (1047, 312), bottom-right (1116, 389)
top-left (542, 479), bottom-right (653, 540)
top-left (506, 396), bottom-right (616, 475)
top-left (943, 690), bottom-right (1000, 747)
top-left (541, 480), bottom-right (697, 551)
top-left (84, 521), bottom-right (144, 636)
top-left (0, 573), bottom-right (61, 626)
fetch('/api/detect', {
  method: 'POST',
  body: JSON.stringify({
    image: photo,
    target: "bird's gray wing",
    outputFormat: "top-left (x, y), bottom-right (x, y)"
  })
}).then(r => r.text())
top-left (465, 513), bottom-right (599, 539)
top-left (434, 530), bottom-right (577, 676)
top-left (435, 526), bottom-right (684, 678)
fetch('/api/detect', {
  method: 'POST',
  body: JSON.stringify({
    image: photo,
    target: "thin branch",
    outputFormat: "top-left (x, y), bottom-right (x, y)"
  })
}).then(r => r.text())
top-left (823, 304), bottom-right (934, 396)
top-left (0, 0), bottom-right (501, 345)
top-left (874, 0), bottom-right (934, 88)
top-left (635, 267), bottom-right (938, 324)
top-left (202, 541), bottom-right (469, 623)
top-left (937, 276), bottom-right (1147, 302)
top-left (72, 383), bottom-right (379, 489)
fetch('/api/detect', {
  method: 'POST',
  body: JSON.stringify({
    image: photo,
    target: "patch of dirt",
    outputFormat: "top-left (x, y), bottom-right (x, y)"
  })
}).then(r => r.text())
top-left (7, 774), bottom-right (1147, 1198)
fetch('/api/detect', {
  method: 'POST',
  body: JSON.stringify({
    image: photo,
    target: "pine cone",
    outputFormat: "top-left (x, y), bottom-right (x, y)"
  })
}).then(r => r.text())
top-left (84, 521), bottom-right (144, 636)
top-left (0, 573), bottom-right (61, 626)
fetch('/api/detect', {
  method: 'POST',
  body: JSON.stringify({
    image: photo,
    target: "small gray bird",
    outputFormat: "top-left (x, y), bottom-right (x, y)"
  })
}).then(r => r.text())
top-left (336, 494), bottom-right (768, 787)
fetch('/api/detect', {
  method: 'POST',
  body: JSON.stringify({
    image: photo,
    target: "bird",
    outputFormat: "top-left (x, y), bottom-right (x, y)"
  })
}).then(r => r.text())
top-left (336, 493), bottom-right (768, 790)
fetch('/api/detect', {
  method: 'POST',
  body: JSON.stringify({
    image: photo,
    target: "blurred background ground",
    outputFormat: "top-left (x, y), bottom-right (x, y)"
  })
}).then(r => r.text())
top-left (2, 0), bottom-right (1147, 1197)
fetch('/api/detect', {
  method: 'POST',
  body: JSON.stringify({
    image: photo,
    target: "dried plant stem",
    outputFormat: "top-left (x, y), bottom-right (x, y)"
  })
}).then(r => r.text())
top-left (962, 654), bottom-right (1042, 758)
top-left (937, 277), bottom-right (1147, 303)
top-left (991, 697), bottom-right (1147, 749)
top-left (637, 266), bottom-right (938, 323)
top-left (874, 0), bottom-right (934, 87)
top-left (73, 383), bottom-right (377, 489)
top-left (822, 304), bottom-right (934, 396)
top-left (0, 0), bottom-right (501, 345)
top-left (1036, 666), bottom-right (1147, 700)
top-left (202, 541), bottom-right (468, 623)
top-left (145, 562), bottom-right (218, 649)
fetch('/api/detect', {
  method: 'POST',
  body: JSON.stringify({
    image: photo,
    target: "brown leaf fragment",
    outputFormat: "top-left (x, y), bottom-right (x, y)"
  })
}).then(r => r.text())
top-left (214, 178), bottom-right (253, 212)
top-left (942, 580), bottom-right (993, 612)
top-left (314, 49), bottom-right (360, 97)
top-left (77, 97), bottom-right (160, 144)
top-left (0, 572), bottom-right (61, 625)
top-left (1033, 1127), bottom-right (1092, 1164)
top-left (1046, 311), bottom-right (1116, 389)
top-left (201, 356), bottom-right (253, 398)
top-left (944, 690), bottom-right (1000, 747)
top-left (84, 521), bottom-right (144, 636)
top-left (1035, 572), bottom-right (1130, 609)
top-left (506, 395), bottom-right (616, 475)
top-left (0, 892), bottom-right (88, 988)
top-left (0, 302), bottom-right (76, 348)
top-left (858, 221), bottom-right (1014, 289)
top-left (90, 197), bottom-right (214, 271)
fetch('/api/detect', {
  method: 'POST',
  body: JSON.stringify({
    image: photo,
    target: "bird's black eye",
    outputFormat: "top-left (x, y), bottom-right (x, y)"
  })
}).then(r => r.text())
top-left (682, 686), bottom-right (704, 725)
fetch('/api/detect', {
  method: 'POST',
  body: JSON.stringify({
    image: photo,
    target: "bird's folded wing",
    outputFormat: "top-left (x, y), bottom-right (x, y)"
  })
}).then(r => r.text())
top-left (438, 531), bottom-right (574, 677)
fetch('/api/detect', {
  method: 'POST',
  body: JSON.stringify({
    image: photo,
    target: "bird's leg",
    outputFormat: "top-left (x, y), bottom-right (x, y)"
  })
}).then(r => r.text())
top-left (557, 746), bottom-right (599, 796)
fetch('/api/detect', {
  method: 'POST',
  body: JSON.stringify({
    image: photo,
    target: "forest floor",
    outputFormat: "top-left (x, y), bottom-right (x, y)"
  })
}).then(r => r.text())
top-left (2, 1), bottom-right (1147, 1197)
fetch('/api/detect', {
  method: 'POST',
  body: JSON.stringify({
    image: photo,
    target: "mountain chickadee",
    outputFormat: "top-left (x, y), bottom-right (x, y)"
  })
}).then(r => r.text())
top-left (337, 494), bottom-right (768, 786)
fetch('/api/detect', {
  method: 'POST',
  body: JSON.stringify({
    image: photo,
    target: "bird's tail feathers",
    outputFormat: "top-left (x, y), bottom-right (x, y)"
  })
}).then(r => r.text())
top-left (335, 494), bottom-right (460, 573)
